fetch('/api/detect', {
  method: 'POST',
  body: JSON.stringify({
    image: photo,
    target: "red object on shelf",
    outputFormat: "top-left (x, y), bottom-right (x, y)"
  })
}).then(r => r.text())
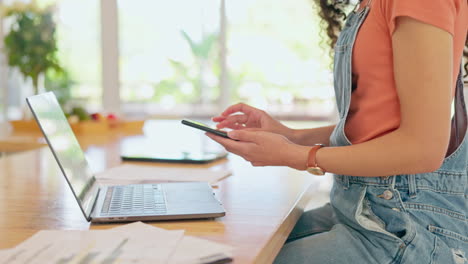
top-left (107, 113), bottom-right (117, 120)
top-left (90, 113), bottom-right (105, 121)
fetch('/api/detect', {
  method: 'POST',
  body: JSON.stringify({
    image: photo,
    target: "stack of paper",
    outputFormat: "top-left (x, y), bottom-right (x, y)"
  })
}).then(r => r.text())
top-left (0, 222), bottom-right (233, 264)
top-left (95, 165), bottom-right (231, 185)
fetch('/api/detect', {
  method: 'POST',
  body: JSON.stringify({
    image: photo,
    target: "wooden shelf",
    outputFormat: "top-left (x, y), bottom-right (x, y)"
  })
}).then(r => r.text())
top-left (9, 119), bottom-right (145, 135)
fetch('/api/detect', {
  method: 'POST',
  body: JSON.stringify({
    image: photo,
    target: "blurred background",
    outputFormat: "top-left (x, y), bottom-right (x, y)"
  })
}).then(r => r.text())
top-left (0, 0), bottom-right (337, 124)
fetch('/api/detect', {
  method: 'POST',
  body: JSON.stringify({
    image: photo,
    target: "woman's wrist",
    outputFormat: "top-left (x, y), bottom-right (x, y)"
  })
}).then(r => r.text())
top-left (283, 127), bottom-right (299, 143)
top-left (285, 144), bottom-right (310, 170)
top-left (269, 121), bottom-right (297, 142)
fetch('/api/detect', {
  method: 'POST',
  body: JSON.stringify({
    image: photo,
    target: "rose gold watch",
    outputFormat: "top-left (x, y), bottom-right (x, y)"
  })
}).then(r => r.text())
top-left (306, 144), bottom-right (326, 175)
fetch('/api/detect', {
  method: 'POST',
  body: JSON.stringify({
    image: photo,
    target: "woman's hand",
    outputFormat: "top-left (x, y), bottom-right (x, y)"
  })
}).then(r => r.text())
top-left (206, 129), bottom-right (309, 170)
top-left (212, 103), bottom-right (294, 139)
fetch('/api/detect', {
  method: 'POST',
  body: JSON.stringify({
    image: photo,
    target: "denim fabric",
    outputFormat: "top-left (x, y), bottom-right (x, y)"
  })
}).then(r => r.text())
top-left (274, 2), bottom-right (468, 264)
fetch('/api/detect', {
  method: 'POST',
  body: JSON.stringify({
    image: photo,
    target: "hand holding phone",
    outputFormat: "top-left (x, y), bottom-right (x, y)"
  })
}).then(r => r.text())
top-left (181, 119), bottom-right (231, 139)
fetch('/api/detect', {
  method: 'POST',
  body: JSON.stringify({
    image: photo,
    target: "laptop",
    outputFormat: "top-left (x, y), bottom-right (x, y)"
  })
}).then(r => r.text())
top-left (26, 92), bottom-right (226, 223)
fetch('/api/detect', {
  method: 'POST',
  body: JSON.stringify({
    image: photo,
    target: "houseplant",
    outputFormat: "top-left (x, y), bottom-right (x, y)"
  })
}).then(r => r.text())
top-left (2, 1), bottom-right (62, 95)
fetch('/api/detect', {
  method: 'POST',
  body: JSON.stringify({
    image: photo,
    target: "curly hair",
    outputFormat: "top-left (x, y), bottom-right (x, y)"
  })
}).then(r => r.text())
top-left (313, 0), bottom-right (348, 59)
top-left (314, 0), bottom-right (468, 78)
top-left (464, 39), bottom-right (468, 78)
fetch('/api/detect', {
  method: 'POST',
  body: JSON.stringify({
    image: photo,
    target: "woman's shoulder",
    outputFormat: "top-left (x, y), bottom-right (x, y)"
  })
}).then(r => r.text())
top-left (376, 0), bottom-right (466, 36)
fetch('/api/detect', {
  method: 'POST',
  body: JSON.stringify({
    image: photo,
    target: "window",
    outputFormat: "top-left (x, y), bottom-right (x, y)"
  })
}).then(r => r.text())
top-left (1, 0), bottom-right (335, 120)
top-left (118, 0), bottom-right (222, 116)
top-left (118, 0), bottom-right (334, 119)
top-left (52, 0), bottom-right (101, 108)
top-left (0, 0), bottom-right (101, 120)
top-left (227, 0), bottom-right (335, 118)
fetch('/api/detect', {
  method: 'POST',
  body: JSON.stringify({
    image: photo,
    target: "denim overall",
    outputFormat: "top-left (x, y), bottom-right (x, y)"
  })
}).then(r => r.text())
top-left (275, 1), bottom-right (468, 263)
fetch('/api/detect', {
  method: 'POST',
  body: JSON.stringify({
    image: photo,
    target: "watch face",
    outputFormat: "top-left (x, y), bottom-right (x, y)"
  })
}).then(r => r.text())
top-left (306, 167), bottom-right (325, 176)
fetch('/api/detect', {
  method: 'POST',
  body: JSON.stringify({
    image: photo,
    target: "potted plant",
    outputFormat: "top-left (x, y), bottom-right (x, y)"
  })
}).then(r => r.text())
top-left (2, 2), bottom-right (65, 131)
top-left (2, 1), bottom-right (62, 95)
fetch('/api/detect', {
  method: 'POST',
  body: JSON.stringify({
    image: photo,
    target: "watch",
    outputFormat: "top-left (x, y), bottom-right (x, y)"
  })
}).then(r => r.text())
top-left (306, 144), bottom-right (326, 175)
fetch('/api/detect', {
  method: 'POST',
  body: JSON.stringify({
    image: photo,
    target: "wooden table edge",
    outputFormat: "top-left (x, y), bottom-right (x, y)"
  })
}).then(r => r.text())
top-left (253, 183), bottom-right (315, 264)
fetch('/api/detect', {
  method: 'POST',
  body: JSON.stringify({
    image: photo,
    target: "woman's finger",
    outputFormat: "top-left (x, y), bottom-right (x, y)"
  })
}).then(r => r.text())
top-left (205, 132), bottom-right (251, 155)
top-left (216, 114), bottom-right (249, 129)
top-left (216, 122), bottom-right (245, 130)
top-left (251, 162), bottom-right (265, 167)
top-left (224, 114), bottom-right (249, 125)
top-left (227, 130), bottom-right (261, 143)
top-left (211, 116), bottom-right (226, 122)
top-left (221, 103), bottom-right (256, 117)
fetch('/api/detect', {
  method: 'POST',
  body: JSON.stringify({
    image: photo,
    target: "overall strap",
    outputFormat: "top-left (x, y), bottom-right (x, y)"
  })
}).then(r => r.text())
top-left (353, 0), bottom-right (373, 12)
top-left (446, 67), bottom-right (467, 157)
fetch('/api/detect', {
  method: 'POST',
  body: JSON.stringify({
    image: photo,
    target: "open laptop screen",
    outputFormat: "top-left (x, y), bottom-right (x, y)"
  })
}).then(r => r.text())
top-left (26, 92), bottom-right (99, 221)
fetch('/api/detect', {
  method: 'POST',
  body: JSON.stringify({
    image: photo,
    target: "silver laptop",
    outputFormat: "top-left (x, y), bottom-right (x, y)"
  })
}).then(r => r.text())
top-left (26, 92), bottom-right (225, 223)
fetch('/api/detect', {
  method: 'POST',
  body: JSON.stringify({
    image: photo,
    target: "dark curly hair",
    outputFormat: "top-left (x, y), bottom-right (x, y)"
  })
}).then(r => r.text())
top-left (314, 0), bottom-right (468, 78)
top-left (313, 0), bottom-right (348, 59)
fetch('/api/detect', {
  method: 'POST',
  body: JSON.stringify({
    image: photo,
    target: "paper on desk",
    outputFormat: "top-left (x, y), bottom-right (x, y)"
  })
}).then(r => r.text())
top-left (112, 222), bottom-right (234, 264)
top-left (0, 249), bottom-right (14, 262)
top-left (0, 226), bottom-right (184, 264)
top-left (95, 164), bottom-right (231, 185)
top-left (168, 236), bottom-right (234, 264)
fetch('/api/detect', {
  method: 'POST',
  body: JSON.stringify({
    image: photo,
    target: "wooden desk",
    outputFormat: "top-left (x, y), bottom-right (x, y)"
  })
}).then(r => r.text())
top-left (0, 132), bottom-right (46, 153)
top-left (0, 140), bottom-right (45, 152)
top-left (0, 123), bottom-right (321, 263)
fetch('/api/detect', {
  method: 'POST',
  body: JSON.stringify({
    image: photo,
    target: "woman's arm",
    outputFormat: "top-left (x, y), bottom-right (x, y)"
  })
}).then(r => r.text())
top-left (300, 16), bottom-right (454, 176)
top-left (289, 125), bottom-right (336, 146)
top-left (207, 16), bottom-right (454, 177)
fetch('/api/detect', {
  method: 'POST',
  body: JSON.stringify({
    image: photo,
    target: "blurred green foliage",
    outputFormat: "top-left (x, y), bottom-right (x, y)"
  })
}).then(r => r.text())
top-left (3, 2), bottom-right (62, 94)
top-left (153, 30), bottom-right (220, 103)
top-left (70, 106), bottom-right (90, 121)
top-left (45, 69), bottom-right (74, 106)
top-left (180, 30), bottom-right (217, 60)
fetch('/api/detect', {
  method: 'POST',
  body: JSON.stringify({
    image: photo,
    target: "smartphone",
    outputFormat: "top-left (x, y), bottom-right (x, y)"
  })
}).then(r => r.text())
top-left (181, 119), bottom-right (230, 139)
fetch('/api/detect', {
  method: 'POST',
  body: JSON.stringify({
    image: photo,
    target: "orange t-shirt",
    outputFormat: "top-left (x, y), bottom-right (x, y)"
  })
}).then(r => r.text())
top-left (345, 0), bottom-right (468, 144)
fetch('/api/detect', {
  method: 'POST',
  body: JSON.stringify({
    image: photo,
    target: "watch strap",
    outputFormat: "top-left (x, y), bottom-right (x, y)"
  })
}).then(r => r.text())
top-left (307, 144), bottom-right (325, 170)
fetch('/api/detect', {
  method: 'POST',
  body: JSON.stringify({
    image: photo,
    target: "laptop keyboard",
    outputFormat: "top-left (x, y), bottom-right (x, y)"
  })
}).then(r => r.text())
top-left (100, 184), bottom-right (167, 216)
